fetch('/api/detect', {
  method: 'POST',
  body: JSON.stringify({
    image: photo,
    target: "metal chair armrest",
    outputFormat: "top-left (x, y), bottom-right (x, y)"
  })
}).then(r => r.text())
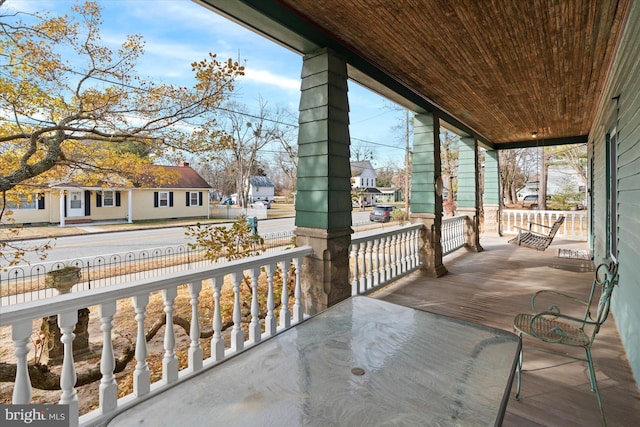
top-left (531, 289), bottom-right (589, 313)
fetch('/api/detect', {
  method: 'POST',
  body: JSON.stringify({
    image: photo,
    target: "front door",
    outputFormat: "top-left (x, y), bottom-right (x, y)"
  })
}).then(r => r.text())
top-left (68, 190), bottom-right (84, 217)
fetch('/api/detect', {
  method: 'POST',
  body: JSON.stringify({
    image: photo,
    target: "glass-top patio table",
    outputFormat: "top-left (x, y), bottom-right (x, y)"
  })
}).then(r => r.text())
top-left (107, 296), bottom-right (520, 426)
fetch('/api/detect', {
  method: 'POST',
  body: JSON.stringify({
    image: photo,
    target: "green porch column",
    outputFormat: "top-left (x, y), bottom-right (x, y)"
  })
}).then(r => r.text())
top-left (457, 136), bottom-right (483, 251)
top-left (410, 112), bottom-right (447, 277)
top-left (295, 48), bottom-right (352, 315)
top-left (483, 149), bottom-right (501, 234)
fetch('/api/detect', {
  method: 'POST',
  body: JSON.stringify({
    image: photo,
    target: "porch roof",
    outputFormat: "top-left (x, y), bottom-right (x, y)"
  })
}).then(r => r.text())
top-left (199, 0), bottom-right (631, 149)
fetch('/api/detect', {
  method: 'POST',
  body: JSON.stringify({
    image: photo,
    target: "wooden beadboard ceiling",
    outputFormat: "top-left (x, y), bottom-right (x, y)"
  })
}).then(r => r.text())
top-left (202, 0), bottom-right (630, 147)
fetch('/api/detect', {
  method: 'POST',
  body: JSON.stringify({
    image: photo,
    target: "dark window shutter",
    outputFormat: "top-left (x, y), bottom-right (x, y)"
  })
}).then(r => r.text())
top-left (199, 192), bottom-right (203, 206)
top-left (186, 192), bottom-right (190, 206)
top-left (38, 194), bottom-right (45, 210)
top-left (96, 193), bottom-right (102, 207)
top-left (84, 190), bottom-right (91, 216)
top-left (115, 191), bottom-right (121, 207)
top-left (64, 195), bottom-right (67, 217)
top-left (154, 192), bottom-right (159, 208)
top-left (169, 192), bottom-right (174, 207)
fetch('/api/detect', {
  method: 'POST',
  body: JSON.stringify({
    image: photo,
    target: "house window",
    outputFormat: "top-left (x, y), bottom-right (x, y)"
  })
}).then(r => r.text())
top-left (154, 191), bottom-right (173, 208)
top-left (159, 192), bottom-right (169, 207)
top-left (190, 192), bottom-right (199, 206)
top-left (4, 194), bottom-right (40, 210)
top-left (103, 190), bottom-right (114, 207)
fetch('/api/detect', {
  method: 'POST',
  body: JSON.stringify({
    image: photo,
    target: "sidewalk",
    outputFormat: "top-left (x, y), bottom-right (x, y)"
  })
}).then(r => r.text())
top-left (2, 204), bottom-right (379, 242)
top-left (2, 214), bottom-right (295, 242)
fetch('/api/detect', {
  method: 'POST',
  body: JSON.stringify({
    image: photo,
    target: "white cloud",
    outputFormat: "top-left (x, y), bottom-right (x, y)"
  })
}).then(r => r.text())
top-left (241, 69), bottom-right (299, 91)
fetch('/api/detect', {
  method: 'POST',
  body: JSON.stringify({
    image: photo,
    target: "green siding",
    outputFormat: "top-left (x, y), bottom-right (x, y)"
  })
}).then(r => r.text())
top-left (457, 136), bottom-right (478, 208)
top-left (410, 113), bottom-right (441, 214)
top-left (589, 0), bottom-right (640, 388)
top-left (483, 150), bottom-right (500, 205)
top-left (295, 48), bottom-right (352, 230)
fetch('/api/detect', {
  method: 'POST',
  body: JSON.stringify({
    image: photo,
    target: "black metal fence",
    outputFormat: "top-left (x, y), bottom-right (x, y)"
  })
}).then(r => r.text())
top-left (1, 231), bottom-right (294, 306)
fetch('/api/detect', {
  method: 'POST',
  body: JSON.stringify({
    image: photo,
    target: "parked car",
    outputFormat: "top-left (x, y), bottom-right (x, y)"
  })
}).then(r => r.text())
top-left (251, 200), bottom-right (271, 209)
top-left (521, 194), bottom-right (551, 209)
top-left (369, 205), bottom-right (395, 222)
top-left (220, 198), bottom-right (233, 205)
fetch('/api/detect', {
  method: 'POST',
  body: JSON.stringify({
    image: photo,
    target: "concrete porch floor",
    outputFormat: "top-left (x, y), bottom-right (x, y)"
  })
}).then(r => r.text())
top-left (374, 234), bottom-right (640, 427)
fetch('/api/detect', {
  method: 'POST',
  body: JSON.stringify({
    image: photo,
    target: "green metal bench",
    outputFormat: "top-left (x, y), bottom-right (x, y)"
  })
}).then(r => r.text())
top-left (508, 216), bottom-right (565, 251)
top-left (513, 260), bottom-right (619, 426)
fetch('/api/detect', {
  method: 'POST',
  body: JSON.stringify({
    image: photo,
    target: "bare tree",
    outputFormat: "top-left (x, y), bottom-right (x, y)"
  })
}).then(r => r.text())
top-left (500, 149), bottom-right (527, 205)
top-left (440, 131), bottom-right (459, 202)
top-left (217, 99), bottom-right (290, 207)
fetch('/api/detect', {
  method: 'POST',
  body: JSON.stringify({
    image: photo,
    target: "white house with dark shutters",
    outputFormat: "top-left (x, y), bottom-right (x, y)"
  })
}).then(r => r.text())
top-left (4, 162), bottom-right (211, 226)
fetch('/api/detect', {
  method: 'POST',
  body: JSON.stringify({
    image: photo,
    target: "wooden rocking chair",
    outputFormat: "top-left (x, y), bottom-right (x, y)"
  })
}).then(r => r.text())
top-left (508, 216), bottom-right (565, 251)
top-left (513, 261), bottom-right (619, 426)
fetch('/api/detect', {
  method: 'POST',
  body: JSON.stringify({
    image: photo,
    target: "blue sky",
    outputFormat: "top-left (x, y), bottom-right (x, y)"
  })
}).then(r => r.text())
top-left (3, 0), bottom-right (408, 166)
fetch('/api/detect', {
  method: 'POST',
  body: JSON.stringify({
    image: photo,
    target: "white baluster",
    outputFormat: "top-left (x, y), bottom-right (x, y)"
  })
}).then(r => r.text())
top-left (12, 320), bottom-right (32, 404)
top-left (264, 264), bottom-right (277, 335)
top-left (366, 240), bottom-right (373, 290)
top-left (373, 238), bottom-right (380, 286)
top-left (230, 272), bottom-right (244, 351)
top-left (188, 281), bottom-right (203, 371)
top-left (210, 276), bottom-right (225, 361)
top-left (58, 310), bottom-right (79, 426)
top-left (413, 228), bottom-right (420, 267)
top-left (162, 287), bottom-right (179, 384)
top-left (393, 234), bottom-right (401, 277)
top-left (401, 232), bottom-right (408, 272)
top-left (350, 244), bottom-right (360, 296)
top-left (293, 257), bottom-right (303, 322)
top-left (358, 242), bottom-right (366, 293)
top-left (99, 301), bottom-right (117, 413)
top-left (132, 294), bottom-right (150, 396)
top-left (385, 236), bottom-right (392, 280)
top-left (249, 267), bottom-right (261, 343)
top-left (279, 260), bottom-right (290, 328)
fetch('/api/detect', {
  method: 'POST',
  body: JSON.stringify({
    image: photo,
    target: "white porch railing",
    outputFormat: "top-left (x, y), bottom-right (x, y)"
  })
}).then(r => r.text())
top-left (2, 222), bottom-right (473, 425)
top-left (1, 246), bottom-right (312, 427)
top-left (442, 215), bottom-right (468, 255)
top-left (350, 224), bottom-right (423, 295)
top-left (502, 209), bottom-right (588, 240)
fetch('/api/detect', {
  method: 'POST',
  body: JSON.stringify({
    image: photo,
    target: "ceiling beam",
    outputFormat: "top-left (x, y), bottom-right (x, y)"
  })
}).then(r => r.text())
top-left (494, 135), bottom-right (588, 150)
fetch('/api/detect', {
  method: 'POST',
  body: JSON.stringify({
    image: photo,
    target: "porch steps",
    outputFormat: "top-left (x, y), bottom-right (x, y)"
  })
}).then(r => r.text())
top-left (64, 218), bottom-right (93, 225)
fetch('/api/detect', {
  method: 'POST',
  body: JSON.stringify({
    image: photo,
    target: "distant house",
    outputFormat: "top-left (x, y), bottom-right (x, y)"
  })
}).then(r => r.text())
top-left (5, 162), bottom-right (211, 226)
top-left (247, 176), bottom-right (275, 203)
top-left (350, 161), bottom-right (381, 206)
top-left (377, 187), bottom-right (403, 203)
top-left (516, 165), bottom-right (586, 200)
